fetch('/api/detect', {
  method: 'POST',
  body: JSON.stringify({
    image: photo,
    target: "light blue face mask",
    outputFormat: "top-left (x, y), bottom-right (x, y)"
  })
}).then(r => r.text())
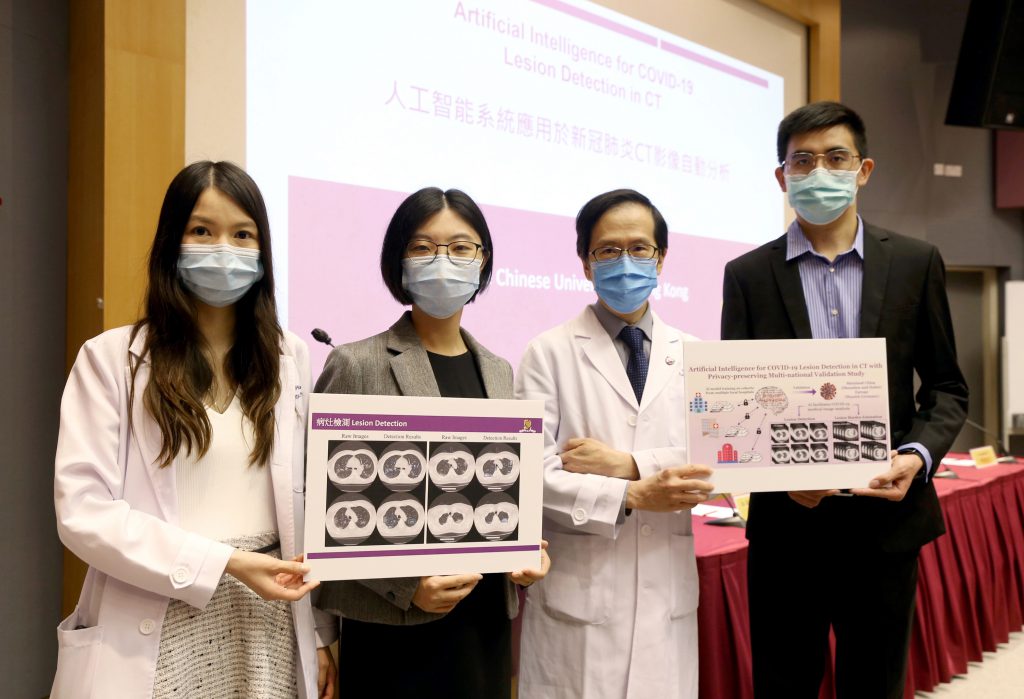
top-left (785, 167), bottom-right (860, 225)
top-left (177, 243), bottom-right (264, 308)
top-left (402, 257), bottom-right (482, 319)
top-left (590, 255), bottom-right (659, 314)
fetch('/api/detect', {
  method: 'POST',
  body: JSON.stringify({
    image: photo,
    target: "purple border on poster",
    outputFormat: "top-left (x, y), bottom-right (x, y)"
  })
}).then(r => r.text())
top-left (529, 0), bottom-right (768, 88)
top-left (529, 0), bottom-right (657, 46)
top-left (308, 544), bottom-right (541, 559)
top-left (312, 413), bottom-right (543, 433)
top-left (659, 39), bottom-right (769, 88)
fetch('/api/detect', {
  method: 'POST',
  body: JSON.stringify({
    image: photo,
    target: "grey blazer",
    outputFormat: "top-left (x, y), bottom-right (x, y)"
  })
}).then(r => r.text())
top-left (314, 312), bottom-right (521, 625)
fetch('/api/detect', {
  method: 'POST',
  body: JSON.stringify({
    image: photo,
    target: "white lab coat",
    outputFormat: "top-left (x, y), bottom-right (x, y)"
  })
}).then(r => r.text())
top-left (52, 326), bottom-right (331, 699)
top-left (515, 307), bottom-right (700, 699)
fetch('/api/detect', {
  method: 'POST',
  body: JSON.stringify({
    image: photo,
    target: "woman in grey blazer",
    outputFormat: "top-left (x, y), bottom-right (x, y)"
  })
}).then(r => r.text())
top-left (315, 187), bottom-right (549, 698)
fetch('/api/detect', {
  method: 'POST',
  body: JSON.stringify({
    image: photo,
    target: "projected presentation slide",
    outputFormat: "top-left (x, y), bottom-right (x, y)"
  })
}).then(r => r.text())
top-left (247, 0), bottom-right (784, 370)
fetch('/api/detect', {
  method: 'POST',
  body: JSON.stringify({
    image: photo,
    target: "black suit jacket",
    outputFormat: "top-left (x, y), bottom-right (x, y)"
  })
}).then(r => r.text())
top-left (720, 222), bottom-right (968, 552)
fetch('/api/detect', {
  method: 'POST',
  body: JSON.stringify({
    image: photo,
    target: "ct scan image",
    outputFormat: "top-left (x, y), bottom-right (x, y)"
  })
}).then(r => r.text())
top-left (425, 441), bottom-right (521, 544)
top-left (324, 440), bottom-right (428, 547)
top-left (325, 440), bottom-right (522, 547)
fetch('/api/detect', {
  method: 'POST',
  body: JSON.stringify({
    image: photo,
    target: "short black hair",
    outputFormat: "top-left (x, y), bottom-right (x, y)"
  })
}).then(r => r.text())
top-left (380, 187), bottom-right (494, 306)
top-left (575, 189), bottom-right (668, 260)
top-left (776, 101), bottom-right (869, 163)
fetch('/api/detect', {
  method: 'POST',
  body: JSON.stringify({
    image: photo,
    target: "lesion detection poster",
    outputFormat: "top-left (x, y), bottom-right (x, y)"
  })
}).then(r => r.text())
top-left (683, 339), bottom-right (891, 493)
top-left (304, 395), bottom-right (544, 580)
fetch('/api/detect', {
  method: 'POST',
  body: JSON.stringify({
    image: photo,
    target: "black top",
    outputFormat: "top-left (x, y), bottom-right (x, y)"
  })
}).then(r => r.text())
top-left (337, 351), bottom-right (512, 699)
top-left (427, 351), bottom-right (487, 399)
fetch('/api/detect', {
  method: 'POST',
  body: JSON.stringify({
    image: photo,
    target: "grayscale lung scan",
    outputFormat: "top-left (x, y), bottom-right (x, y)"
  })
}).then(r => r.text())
top-left (324, 440), bottom-right (521, 547)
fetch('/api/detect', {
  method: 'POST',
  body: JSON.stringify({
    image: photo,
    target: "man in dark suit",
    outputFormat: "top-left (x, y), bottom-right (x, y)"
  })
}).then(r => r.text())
top-left (720, 101), bottom-right (968, 699)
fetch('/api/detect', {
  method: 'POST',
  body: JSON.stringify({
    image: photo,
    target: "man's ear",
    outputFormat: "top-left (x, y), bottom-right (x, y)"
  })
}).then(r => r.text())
top-left (857, 158), bottom-right (875, 188)
top-left (775, 166), bottom-right (787, 192)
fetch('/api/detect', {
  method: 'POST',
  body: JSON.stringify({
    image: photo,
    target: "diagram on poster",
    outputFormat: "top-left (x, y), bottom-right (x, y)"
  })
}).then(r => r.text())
top-left (304, 394), bottom-right (544, 580)
top-left (683, 338), bottom-right (891, 493)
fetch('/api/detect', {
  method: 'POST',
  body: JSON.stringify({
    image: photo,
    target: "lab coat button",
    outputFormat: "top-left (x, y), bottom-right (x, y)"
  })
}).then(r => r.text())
top-left (572, 507), bottom-right (587, 523)
top-left (139, 619), bottom-right (156, 635)
top-left (627, 414), bottom-right (638, 426)
top-left (172, 567), bottom-right (189, 584)
top-left (640, 524), bottom-right (654, 536)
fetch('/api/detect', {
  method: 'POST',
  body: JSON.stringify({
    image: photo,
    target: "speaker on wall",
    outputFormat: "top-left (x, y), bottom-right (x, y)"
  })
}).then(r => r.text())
top-left (996, 131), bottom-right (1024, 208)
top-left (946, 0), bottom-right (1024, 129)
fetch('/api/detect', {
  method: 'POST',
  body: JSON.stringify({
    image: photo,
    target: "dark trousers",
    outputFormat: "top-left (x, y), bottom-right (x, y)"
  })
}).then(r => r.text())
top-left (337, 574), bottom-right (511, 699)
top-left (748, 538), bottom-right (919, 699)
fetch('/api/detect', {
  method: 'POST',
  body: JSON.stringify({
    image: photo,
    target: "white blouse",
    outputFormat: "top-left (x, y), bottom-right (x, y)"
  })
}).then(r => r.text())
top-left (174, 396), bottom-right (277, 541)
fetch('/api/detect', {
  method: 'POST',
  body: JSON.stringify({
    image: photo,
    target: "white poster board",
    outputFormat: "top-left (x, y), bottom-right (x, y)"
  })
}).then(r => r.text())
top-left (683, 338), bottom-right (891, 493)
top-left (304, 395), bottom-right (544, 580)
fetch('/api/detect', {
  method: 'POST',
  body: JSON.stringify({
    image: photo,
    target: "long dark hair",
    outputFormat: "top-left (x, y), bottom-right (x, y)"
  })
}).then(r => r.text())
top-left (130, 161), bottom-right (282, 467)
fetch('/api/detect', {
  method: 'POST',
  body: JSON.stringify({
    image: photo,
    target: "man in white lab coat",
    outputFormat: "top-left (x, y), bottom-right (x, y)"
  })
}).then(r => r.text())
top-left (516, 189), bottom-right (714, 699)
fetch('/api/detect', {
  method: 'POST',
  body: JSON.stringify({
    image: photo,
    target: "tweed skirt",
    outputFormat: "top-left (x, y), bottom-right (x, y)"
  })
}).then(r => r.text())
top-left (153, 532), bottom-right (298, 698)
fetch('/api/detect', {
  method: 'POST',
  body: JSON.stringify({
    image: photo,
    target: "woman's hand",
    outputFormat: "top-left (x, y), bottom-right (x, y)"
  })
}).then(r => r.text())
top-left (316, 647), bottom-right (338, 699)
top-left (411, 573), bottom-right (483, 614)
top-left (508, 540), bottom-right (551, 587)
top-left (226, 551), bottom-right (319, 601)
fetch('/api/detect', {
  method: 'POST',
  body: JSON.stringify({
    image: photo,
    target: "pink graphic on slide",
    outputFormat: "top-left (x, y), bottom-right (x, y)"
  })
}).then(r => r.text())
top-left (289, 177), bottom-right (753, 374)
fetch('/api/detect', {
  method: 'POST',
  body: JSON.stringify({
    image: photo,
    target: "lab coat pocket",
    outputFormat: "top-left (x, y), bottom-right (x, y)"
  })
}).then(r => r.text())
top-left (670, 534), bottom-right (700, 619)
top-left (540, 532), bottom-right (613, 624)
top-left (51, 609), bottom-right (103, 698)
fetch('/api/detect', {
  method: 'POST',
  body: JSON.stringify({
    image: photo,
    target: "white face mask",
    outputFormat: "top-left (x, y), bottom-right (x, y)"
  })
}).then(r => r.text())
top-left (177, 243), bottom-right (264, 307)
top-left (401, 257), bottom-right (482, 319)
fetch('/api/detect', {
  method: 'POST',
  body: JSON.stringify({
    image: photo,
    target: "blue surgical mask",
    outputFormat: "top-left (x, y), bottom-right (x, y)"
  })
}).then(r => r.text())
top-left (177, 243), bottom-right (264, 307)
top-left (785, 167), bottom-right (860, 225)
top-left (590, 256), bottom-right (659, 314)
top-left (402, 257), bottom-right (482, 319)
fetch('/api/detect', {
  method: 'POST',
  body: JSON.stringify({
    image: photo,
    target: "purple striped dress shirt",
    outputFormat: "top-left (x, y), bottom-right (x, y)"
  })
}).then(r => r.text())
top-left (785, 216), bottom-right (933, 475)
top-left (786, 217), bottom-right (864, 340)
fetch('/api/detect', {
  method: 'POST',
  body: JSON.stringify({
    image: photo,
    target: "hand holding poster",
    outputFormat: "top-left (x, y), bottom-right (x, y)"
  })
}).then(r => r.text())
top-left (304, 395), bottom-right (544, 580)
top-left (683, 338), bottom-right (891, 493)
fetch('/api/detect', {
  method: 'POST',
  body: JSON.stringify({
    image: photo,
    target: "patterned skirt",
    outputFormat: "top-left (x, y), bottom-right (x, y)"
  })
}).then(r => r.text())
top-left (153, 532), bottom-right (298, 699)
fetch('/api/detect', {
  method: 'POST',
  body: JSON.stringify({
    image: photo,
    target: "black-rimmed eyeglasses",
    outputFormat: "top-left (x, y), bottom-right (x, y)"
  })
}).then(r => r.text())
top-left (405, 239), bottom-right (484, 265)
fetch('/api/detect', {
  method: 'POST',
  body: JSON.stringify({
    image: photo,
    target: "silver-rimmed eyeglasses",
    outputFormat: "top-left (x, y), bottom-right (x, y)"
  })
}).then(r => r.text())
top-left (589, 243), bottom-right (659, 262)
top-left (405, 238), bottom-right (484, 265)
top-left (782, 149), bottom-right (863, 175)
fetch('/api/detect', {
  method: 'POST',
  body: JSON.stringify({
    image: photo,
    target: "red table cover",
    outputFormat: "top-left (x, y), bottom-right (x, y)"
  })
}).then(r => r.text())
top-left (694, 459), bottom-right (1024, 698)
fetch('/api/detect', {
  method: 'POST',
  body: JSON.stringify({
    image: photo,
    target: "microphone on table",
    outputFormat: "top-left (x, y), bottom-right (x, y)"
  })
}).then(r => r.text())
top-left (706, 492), bottom-right (746, 528)
top-left (934, 417), bottom-right (1014, 479)
top-left (961, 417), bottom-right (1017, 464)
top-left (311, 328), bottom-right (335, 348)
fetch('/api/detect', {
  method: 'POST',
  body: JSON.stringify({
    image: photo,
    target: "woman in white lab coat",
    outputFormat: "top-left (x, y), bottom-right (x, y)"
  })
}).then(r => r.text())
top-left (52, 162), bottom-right (337, 698)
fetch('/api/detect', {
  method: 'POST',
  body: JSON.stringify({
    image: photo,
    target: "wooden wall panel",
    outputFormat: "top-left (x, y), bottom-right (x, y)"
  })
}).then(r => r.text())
top-left (104, 0), bottom-right (186, 328)
top-left (64, 0), bottom-right (106, 619)
top-left (66, 0), bottom-right (104, 373)
top-left (64, 0), bottom-right (186, 618)
top-left (757, 0), bottom-right (841, 101)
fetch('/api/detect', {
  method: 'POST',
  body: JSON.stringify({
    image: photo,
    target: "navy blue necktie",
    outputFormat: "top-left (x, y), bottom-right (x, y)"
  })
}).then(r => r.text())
top-left (619, 326), bottom-right (648, 403)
